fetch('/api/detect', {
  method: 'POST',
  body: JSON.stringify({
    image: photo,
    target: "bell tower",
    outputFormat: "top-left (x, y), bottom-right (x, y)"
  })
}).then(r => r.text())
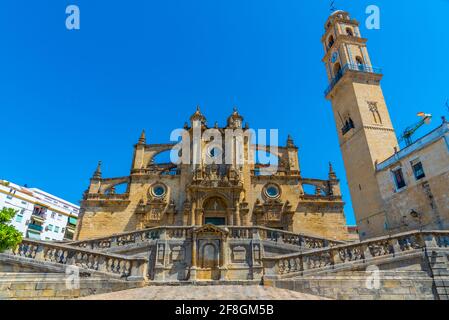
top-left (322, 10), bottom-right (398, 239)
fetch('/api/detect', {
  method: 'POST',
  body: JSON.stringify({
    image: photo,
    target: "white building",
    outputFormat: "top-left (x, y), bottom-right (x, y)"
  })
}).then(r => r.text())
top-left (0, 180), bottom-right (79, 241)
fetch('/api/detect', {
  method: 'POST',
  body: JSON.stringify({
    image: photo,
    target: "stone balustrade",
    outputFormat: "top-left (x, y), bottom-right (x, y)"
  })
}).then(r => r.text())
top-left (263, 230), bottom-right (449, 279)
top-left (84, 193), bottom-right (130, 200)
top-left (12, 239), bottom-right (148, 281)
top-left (256, 226), bottom-right (344, 248)
top-left (70, 225), bottom-right (343, 251)
top-left (70, 226), bottom-right (193, 250)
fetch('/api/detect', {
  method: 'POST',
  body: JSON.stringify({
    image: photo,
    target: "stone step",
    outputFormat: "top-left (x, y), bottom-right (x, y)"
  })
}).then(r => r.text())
top-left (148, 279), bottom-right (262, 286)
top-left (0, 273), bottom-right (144, 300)
top-left (77, 284), bottom-right (328, 300)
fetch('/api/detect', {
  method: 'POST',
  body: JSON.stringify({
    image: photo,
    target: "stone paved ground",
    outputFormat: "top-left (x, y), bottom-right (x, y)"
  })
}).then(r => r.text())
top-left (78, 285), bottom-right (327, 300)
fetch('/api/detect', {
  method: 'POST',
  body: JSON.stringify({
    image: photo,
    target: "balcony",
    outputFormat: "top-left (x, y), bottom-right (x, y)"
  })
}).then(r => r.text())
top-left (32, 206), bottom-right (47, 221)
top-left (341, 119), bottom-right (355, 135)
top-left (31, 212), bottom-right (46, 221)
top-left (28, 223), bottom-right (43, 232)
top-left (324, 63), bottom-right (382, 97)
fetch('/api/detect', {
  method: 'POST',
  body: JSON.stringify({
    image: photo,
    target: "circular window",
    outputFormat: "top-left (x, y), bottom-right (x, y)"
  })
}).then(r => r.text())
top-left (151, 184), bottom-right (166, 198)
top-left (264, 184), bottom-right (280, 199)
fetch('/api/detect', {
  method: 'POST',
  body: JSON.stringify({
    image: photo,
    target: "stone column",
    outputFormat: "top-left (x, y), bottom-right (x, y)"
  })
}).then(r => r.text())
top-left (227, 209), bottom-right (234, 226)
top-left (183, 210), bottom-right (189, 226)
top-left (190, 233), bottom-right (198, 280)
top-left (196, 209), bottom-right (203, 226)
top-left (219, 235), bottom-right (228, 280)
top-left (190, 207), bottom-right (196, 226)
top-left (234, 205), bottom-right (241, 226)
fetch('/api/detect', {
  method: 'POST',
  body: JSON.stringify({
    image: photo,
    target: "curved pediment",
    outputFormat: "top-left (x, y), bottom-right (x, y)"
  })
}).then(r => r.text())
top-left (193, 224), bottom-right (229, 236)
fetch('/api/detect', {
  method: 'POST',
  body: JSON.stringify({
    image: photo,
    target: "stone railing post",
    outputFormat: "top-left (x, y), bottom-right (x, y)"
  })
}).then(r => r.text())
top-left (128, 259), bottom-right (148, 281)
top-left (262, 259), bottom-right (278, 278)
top-left (330, 248), bottom-right (341, 266)
top-left (111, 236), bottom-right (119, 248)
top-left (33, 244), bottom-right (45, 261)
top-left (362, 243), bottom-right (373, 260)
top-left (422, 232), bottom-right (438, 249)
top-left (159, 228), bottom-right (167, 240)
top-left (252, 227), bottom-right (261, 240)
top-left (97, 255), bottom-right (108, 273)
top-left (276, 231), bottom-right (284, 244)
top-left (135, 231), bottom-right (145, 244)
top-left (388, 237), bottom-right (400, 255)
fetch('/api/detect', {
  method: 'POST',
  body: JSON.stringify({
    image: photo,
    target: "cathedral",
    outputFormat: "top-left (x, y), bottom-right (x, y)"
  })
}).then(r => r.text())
top-left (75, 107), bottom-right (352, 241)
top-left (75, 9), bottom-right (449, 243)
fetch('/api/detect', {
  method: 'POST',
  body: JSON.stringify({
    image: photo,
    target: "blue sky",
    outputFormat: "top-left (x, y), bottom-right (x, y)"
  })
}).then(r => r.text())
top-left (1, 0), bottom-right (448, 225)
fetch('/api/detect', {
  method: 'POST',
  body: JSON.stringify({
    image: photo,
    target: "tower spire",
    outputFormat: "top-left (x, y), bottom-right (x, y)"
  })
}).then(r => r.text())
top-left (328, 162), bottom-right (337, 180)
top-left (287, 135), bottom-right (296, 148)
top-left (190, 105), bottom-right (206, 124)
top-left (227, 107), bottom-right (243, 128)
top-left (138, 130), bottom-right (146, 145)
top-left (93, 161), bottom-right (102, 179)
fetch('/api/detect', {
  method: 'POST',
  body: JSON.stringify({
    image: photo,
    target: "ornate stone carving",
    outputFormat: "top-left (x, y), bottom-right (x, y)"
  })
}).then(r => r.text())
top-left (232, 246), bottom-right (247, 263)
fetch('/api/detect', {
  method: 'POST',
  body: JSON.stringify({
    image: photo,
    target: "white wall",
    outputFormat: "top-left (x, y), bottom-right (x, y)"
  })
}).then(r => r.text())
top-left (0, 181), bottom-right (79, 241)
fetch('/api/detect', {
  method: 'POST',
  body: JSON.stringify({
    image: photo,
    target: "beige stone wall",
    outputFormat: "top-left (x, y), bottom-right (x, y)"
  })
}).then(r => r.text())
top-left (292, 211), bottom-right (349, 241)
top-left (77, 174), bottom-right (185, 240)
top-left (249, 178), bottom-right (350, 240)
top-left (328, 79), bottom-right (398, 239)
top-left (377, 138), bottom-right (449, 233)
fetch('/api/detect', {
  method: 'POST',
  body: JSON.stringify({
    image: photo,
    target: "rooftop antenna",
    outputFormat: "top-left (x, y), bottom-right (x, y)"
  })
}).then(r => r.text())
top-left (330, 1), bottom-right (336, 12)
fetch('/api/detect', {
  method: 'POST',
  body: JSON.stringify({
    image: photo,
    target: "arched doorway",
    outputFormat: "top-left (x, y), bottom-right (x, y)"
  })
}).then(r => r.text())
top-left (202, 196), bottom-right (228, 226)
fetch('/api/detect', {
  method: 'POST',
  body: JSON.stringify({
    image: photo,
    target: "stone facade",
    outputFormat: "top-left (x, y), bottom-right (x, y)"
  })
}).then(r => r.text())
top-left (75, 108), bottom-right (352, 241)
top-left (376, 121), bottom-right (449, 234)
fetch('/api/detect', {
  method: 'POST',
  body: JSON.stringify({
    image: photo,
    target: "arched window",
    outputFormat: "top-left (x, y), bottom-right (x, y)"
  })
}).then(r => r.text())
top-left (368, 101), bottom-right (382, 124)
top-left (346, 28), bottom-right (354, 36)
top-left (333, 62), bottom-right (342, 78)
top-left (328, 35), bottom-right (335, 49)
top-left (355, 56), bottom-right (364, 71)
top-left (342, 115), bottom-right (355, 135)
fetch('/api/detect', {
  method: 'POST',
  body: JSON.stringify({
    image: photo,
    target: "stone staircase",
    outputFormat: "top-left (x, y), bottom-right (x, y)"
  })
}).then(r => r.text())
top-left (262, 230), bottom-right (449, 300)
top-left (2, 227), bottom-right (448, 299)
top-left (68, 225), bottom-right (344, 254)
